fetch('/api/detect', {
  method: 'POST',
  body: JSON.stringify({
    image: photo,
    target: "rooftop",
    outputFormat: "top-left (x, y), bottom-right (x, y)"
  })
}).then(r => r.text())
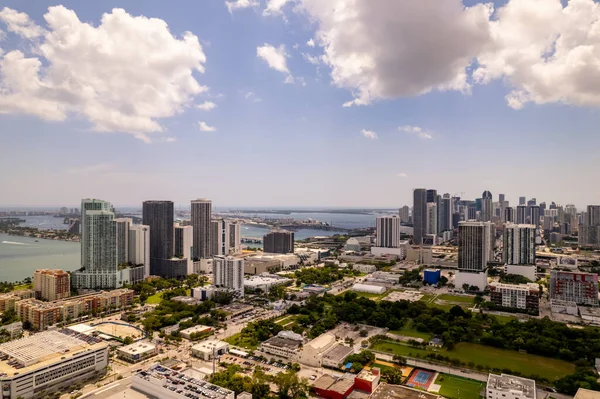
top-left (487, 373), bottom-right (536, 399)
top-left (323, 344), bottom-right (354, 363)
top-left (0, 329), bottom-right (106, 375)
top-left (356, 367), bottom-right (380, 382)
top-left (180, 325), bottom-right (212, 336)
top-left (262, 336), bottom-right (302, 350)
top-left (574, 388), bottom-right (600, 399)
top-left (370, 384), bottom-right (442, 399)
top-left (312, 374), bottom-right (336, 390)
top-left (306, 333), bottom-right (336, 351)
top-left (118, 341), bottom-right (156, 355)
top-left (328, 378), bottom-right (355, 395)
top-left (191, 339), bottom-right (229, 352)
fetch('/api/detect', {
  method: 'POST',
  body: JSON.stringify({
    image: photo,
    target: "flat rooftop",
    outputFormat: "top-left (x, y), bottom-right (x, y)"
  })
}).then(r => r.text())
top-left (312, 374), bottom-right (336, 390)
top-left (180, 325), bottom-right (212, 335)
top-left (262, 336), bottom-right (302, 350)
top-left (575, 388), bottom-right (600, 399)
top-left (487, 373), bottom-right (536, 399)
top-left (191, 339), bottom-right (229, 352)
top-left (371, 384), bottom-right (442, 399)
top-left (356, 368), bottom-right (379, 382)
top-left (329, 378), bottom-right (355, 395)
top-left (118, 341), bottom-right (156, 355)
top-left (0, 329), bottom-right (106, 375)
top-left (323, 344), bottom-right (354, 363)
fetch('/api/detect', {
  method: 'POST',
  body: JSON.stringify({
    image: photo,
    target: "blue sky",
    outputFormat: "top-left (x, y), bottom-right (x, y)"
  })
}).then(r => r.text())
top-left (1, 0), bottom-right (600, 209)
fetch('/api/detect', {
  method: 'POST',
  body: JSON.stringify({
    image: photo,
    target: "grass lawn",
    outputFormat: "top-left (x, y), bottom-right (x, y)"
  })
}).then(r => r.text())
top-left (370, 362), bottom-right (396, 372)
top-left (437, 294), bottom-right (475, 304)
top-left (224, 332), bottom-right (259, 350)
top-left (275, 315), bottom-right (300, 328)
top-left (389, 320), bottom-right (432, 340)
top-left (489, 314), bottom-right (518, 324)
top-left (435, 374), bottom-right (484, 399)
top-left (371, 341), bottom-right (575, 381)
top-left (418, 294), bottom-right (437, 304)
top-left (354, 291), bottom-right (387, 300)
top-left (12, 283), bottom-right (32, 291)
top-left (145, 292), bottom-right (163, 304)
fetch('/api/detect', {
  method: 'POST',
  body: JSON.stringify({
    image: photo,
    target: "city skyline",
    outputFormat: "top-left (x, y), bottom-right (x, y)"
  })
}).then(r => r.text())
top-left (3, 1), bottom-right (600, 207)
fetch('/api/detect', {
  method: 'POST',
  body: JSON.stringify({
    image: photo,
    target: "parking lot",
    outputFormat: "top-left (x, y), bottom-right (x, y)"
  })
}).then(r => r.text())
top-left (221, 353), bottom-right (291, 375)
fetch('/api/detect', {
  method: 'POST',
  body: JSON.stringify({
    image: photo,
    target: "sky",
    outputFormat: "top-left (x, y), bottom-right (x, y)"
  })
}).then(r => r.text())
top-left (1, 0), bottom-right (600, 209)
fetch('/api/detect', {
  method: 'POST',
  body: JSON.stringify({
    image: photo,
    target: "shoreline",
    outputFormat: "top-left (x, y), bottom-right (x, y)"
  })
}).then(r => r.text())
top-left (0, 230), bottom-right (80, 243)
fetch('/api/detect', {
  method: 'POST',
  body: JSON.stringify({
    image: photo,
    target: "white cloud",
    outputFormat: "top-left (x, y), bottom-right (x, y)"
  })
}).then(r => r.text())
top-left (302, 53), bottom-right (321, 65)
top-left (162, 136), bottom-right (177, 143)
top-left (263, 0), bottom-right (294, 16)
top-left (397, 172), bottom-right (408, 178)
top-left (196, 101), bottom-right (217, 111)
top-left (306, 38), bottom-right (315, 47)
top-left (399, 125), bottom-right (434, 140)
top-left (198, 121), bottom-right (217, 132)
top-left (225, 0), bottom-right (259, 14)
top-left (0, 29), bottom-right (6, 41)
top-left (361, 129), bottom-right (378, 140)
top-left (0, 6), bottom-right (207, 142)
top-left (0, 7), bottom-right (45, 38)
top-left (244, 91), bottom-right (262, 102)
top-left (291, 0), bottom-right (492, 107)
top-left (473, 0), bottom-right (600, 109)
top-left (257, 43), bottom-right (296, 83)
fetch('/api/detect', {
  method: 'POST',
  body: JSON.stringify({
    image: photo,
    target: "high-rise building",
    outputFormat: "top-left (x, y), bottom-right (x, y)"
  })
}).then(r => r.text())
top-left (72, 199), bottom-right (118, 289)
top-left (516, 205), bottom-right (527, 224)
top-left (376, 216), bottom-right (400, 248)
top-left (191, 199), bottom-right (212, 259)
top-left (398, 206), bottom-right (410, 224)
top-left (579, 205), bottom-right (600, 248)
top-left (565, 204), bottom-right (577, 217)
top-left (115, 218), bottom-right (132, 266)
top-left (499, 194), bottom-right (505, 204)
top-left (503, 224), bottom-right (536, 265)
top-left (529, 205), bottom-right (541, 227)
top-left (213, 256), bottom-right (244, 297)
top-left (175, 225), bottom-right (194, 275)
top-left (439, 194), bottom-right (453, 232)
top-left (504, 207), bottom-right (515, 223)
top-left (527, 198), bottom-right (537, 207)
top-left (413, 188), bottom-right (427, 245)
top-left (211, 219), bottom-right (242, 256)
top-left (550, 270), bottom-right (599, 306)
top-left (129, 224), bottom-right (150, 278)
top-left (426, 189), bottom-right (437, 204)
top-left (33, 269), bottom-right (70, 301)
top-left (263, 231), bottom-right (294, 254)
top-left (519, 197), bottom-right (526, 206)
top-left (458, 221), bottom-right (493, 272)
top-left (481, 190), bottom-right (493, 222)
top-left (426, 203), bottom-right (437, 237)
top-left (587, 205), bottom-right (600, 226)
top-left (142, 201), bottom-right (187, 278)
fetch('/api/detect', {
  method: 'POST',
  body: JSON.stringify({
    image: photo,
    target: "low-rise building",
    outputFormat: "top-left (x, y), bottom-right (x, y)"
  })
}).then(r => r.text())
top-left (132, 364), bottom-right (235, 399)
top-left (259, 330), bottom-right (304, 359)
top-left (180, 325), bottom-right (213, 340)
top-left (486, 373), bottom-right (536, 399)
top-left (574, 388), bottom-right (600, 399)
top-left (244, 274), bottom-right (292, 294)
top-left (550, 299), bottom-right (579, 316)
top-left (351, 284), bottom-right (387, 294)
top-left (117, 341), bottom-right (157, 363)
top-left (353, 264), bottom-right (377, 274)
top-left (355, 367), bottom-right (381, 394)
top-left (504, 264), bottom-right (537, 281)
top-left (191, 339), bottom-right (229, 360)
top-left (297, 333), bottom-right (337, 366)
top-left (489, 282), bottom-right (540, 312)
top-left (321, 344), bottom-right (354, 369)
top-left (311, 375), bottom-right (355, 399)
top-left (171, 296), bottom-right (201, 306)
top-left (0, 321), bottom-right (23, 339)
top-left (423, 269), bottom-right (441, 285)
top-left (579, 307), bottom-right (600, 324)
top-left (365, 271), bottom-right (402, 286)
top-left (220, 303), bottom-right (254, 319)
top-left (0, 330), bottom-right (108, 399)
top-left (191, 285), bottom-right (220, 301)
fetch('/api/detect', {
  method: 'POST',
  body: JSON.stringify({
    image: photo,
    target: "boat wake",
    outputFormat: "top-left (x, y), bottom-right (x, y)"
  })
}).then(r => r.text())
top-left (2, 241), bottom-right (30, 246)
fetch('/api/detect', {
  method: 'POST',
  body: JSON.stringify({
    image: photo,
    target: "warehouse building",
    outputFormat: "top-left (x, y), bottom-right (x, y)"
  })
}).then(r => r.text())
top-left (0, 330), bottom-right (108, 399)
top-left (191, 339), bottom-right (229, 360)
top-left (179, 325), bottom-right (213, 340)
top-left (117, 341), bottom-right (157, 363)
top-left (321, 344), bottom-right (354, 369)
top-left (351, 284), bottom-right (387, 294)
top-left (259, 330), bottom-right (304, 359)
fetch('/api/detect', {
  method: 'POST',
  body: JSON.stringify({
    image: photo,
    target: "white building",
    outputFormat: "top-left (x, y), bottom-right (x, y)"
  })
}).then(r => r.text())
top-left (426, 203), bottom-right (438, 237)
top-left (0, 330), bottom-right (108, 399)
top-left (191, 339), bottom-right (229, 360)
top-left (296, 333), bottom-right (336, 366)
top-left (129, 224), bottom-right (151, 278)
top-left (486, 373), bottom-right (536, 399)
top-left (213, 256), bottom-right (244, 297)
top-left (376, 216), bottom-right (400, 248)
top-left (351, 284), bottom-right (387, 294)
top-left (180, 325), bottom-right (213, 340)
top-left (353, 264), bottom-right (377, 274)
top-left (259, 331), bottom-right (304, 359)
top-left (212, 220), bottom-right (242, 256)
top-left (504, 224), bottom-right (536, 265)
top-left (174, 224), bottom-right (194, 275)
top-left (244, 274), bottom-right (292, 293)
top-left (117, 341), bottom-right (157, 363)
top-left (133, 364), bottom-right (234, 399)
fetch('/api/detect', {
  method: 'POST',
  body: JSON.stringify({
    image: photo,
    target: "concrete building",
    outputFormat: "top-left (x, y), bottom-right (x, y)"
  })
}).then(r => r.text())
top-left (174, 224), bottom-right (194, 275)
top-left (376, 216), bottom-right (400, 248)
top-left (263, 231), bottom-right (294, 254)
top-left (191, 286), bottom-right (220, 301)
top-left (0, 330), bottom-right (108, 399)
top-left (574, 388), bottom-right (600, 399)
top-left (191, 339), bottom-right (229, 360)
top-left (180, 325), bottom-right (212, 340)
top-left (550, 270), bottom-right (599, 306)
top-left (481, 190), bottom-right (493, 222)
top-left (353, 264), bottom-right (377, 274)
top-left (72, 199), bottom-right (119, 290)
top-left (457, 221), bottom-right (493, 291)
top-left (213, 256), bottom-right (244, 297)
top-left (142, 200), bottom-right (175, 277)
top-left (117, 341), bottom-right (157, 363)
top-left (426, 203), bottom-right (438, 237)
top-left (132, 364), bottom-right (234, 399)
top-left (503, 224), bottom-right (536, 265)
top-left (516, 205), bottom-right (527, 224)
top-left (399, 206), bottom-right (410, 223)
top-left (505, 207), bottom-right (515, 223)
top-left (489, 282), bottom-right (540, 312)
top-left (413, 188), bottom-right (428, 245)
top-left (259, 330), bottom-right (304, 359)
top-left (311, 375), bottom-right (355, 399)
top-left (33, 269), bottom-right (70, 301)
top-left (129, 224), bottom-right (151, 278)
top-left (439, 194), bottom-right (453, 233)
top-left (191, 199), bottom-right (212, 259)
top-left (321, 344), bottom-right (354, 368)
top-left (486, 373), bottom-right (536, 399)
top-left (115, 218), bottom-right (132, 266)
top-left (355, 367), bottom-right (381, 394)
top-left (244, 274), bottom-right (291, 293)
top-left (529, 205), bottom-right (541, 227)
top-left (211, 219), bottom-right (242, 256)
top-left (297, 333), bottom-right (338, 366)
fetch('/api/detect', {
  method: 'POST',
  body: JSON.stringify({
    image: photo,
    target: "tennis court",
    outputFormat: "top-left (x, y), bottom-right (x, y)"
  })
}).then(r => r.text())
top-left (406, 369), bottom-right (435, 390)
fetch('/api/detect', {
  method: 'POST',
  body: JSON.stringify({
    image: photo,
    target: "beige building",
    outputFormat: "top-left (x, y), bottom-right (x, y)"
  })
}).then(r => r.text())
top-left (191, 339), bottom-right (229, 360)
top-left (34, 269), bottom-right (71, 301)
top-left (117, 341), bottom-right (157, 363)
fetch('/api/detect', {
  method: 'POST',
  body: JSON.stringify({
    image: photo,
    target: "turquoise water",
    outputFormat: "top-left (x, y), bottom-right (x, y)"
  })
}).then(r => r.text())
top-left (0, 233), bottom-right (80, 282)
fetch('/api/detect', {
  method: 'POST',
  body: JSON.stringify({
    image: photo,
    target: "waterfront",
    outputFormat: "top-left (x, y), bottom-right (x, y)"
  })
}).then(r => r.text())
top-left (221, 210), bottom-right (384, 229)
top-left (0, 233), bottom-right (80, 282)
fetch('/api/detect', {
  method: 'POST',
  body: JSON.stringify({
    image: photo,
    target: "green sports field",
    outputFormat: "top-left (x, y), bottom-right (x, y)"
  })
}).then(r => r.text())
top-left (434, 374), bottom-right (484, 399)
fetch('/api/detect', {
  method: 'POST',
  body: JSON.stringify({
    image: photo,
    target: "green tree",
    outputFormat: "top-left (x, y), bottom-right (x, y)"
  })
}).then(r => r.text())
top-left (273, 370), bottom-right (309, 399)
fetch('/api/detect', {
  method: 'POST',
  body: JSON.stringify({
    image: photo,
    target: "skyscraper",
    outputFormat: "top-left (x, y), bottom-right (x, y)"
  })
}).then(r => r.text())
top-left (72, 199), bottom-right (118, 289)
top-left (456, 221), bottom-right (493, 291)
top-left (499, 194), bottom-right (505, 203)
top-left (143, 200), bottom-right (175, 276)
top-left (426, 203), bottom-right (438, 237)
top-left (413, 188), bottom-right (427, 245)
top-left (504, 207), bottom-right (515, 223)
top-left (115, 218), bottom-right (132, 266)
top-left (503, 224), bottom-right (536, 265)
top-left (191, 199), bottom-right (212, 259)
top-left (376, 216), bottom-right (400, 248)
top-left (481, 190), bottom-right (493, 222)
top-left (174, 225), bottom-right (194, 275)
top-left (516, 205), bottom-right (527, 224)
top-left (529, 205), bottom-right (541, 227)
top-left (439, 194), bottom-right (453, 232)
top-left (129, 224), bottom-right (150, 278)
top-left (519, 197), bottom-right (526, 206)
top-left (426, 189), bottom-right (437, 204)
top-left (263, 231), bottom-right (294, 254)
top-left (398, 206), bottom-right (410, 223)
top-left (211, 219), bottom-right (243, 256)
top-left (213, 256), bottom-right (244, 297)
top-left (579, 205), bottom-right (600, 248)
top-left (587, 205), bottom-right (600, 226)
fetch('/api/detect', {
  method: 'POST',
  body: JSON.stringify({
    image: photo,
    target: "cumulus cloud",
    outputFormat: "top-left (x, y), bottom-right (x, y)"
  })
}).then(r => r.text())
top-left (306, 38), bottom-right (315, 47)
top-left (0, 7), bottom-right (45, 38)
top-left (398, 172), bottom-right (408, 178)
top-left (257, 43), bottom-right (295, 83)
top-left (302, 53), bottom-right (321, 65)
top-left (263, 0), bottom-right (293, 15)
top-left (474, 0), bottom-right (600, 109)
top-left (225, 0), bottom-right (259, 14)
top-left (399, 125), bottom-right (433, 140)
top-left (196, 101), bottom-right (217, 111)
top-left (198, 121), bottom-right (217, 132)
top-left (0, 6), bottom-right (207, 142)
top-left (245, 91), bottom-right (262, 102)
top-left (361, 129), bottom-right (378, 139)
